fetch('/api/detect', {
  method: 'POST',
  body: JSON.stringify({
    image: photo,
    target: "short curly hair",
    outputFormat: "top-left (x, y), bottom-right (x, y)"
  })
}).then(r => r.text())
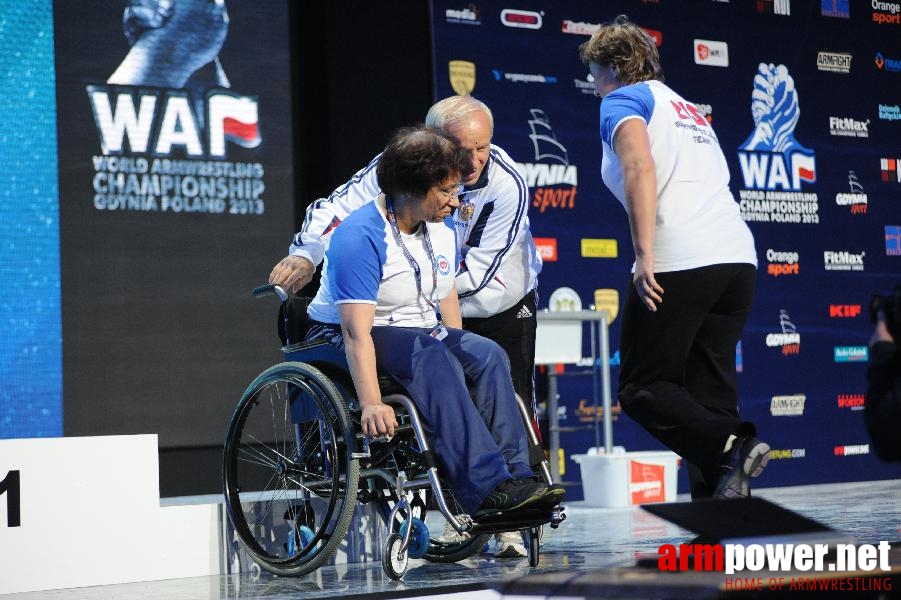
top-left (578, 14), bottom-right (664, 84)
top-left (376, 126), bottom-right (470, 199)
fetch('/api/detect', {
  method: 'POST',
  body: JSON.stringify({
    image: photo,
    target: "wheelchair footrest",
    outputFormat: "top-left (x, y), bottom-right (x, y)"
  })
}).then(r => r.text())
top-left (467, 505), bottom-right (566, 535)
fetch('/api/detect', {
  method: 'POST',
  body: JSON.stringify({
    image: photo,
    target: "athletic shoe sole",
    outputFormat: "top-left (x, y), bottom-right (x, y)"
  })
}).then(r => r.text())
top-left (714, 438), bottom-right (770, 499)
top-left (745, 440), bottom-right (770, 478)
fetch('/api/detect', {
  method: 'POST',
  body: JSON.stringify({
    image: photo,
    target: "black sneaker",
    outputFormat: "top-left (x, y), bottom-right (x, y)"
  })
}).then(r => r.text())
top-left (537, 483), bottom-right (566, 507)
top-left (475, 478), bottom-right (548, 516)
top-left (713, 437), bottom-right (770, 499)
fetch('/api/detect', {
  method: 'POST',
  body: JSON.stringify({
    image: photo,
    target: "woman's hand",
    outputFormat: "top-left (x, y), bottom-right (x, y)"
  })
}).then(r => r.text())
top-left (633, 255), bottom-right (664, 311)
top-left (360, 402), bottom-right (397, 437)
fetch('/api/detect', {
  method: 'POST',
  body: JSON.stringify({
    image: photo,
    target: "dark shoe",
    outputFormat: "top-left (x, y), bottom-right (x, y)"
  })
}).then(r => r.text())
top-left (713, 437), bottom-right (770, 499)
top-left (475, 478), bottom-right (547, 516)
top-left (537, 483), bottom-right (566, 507)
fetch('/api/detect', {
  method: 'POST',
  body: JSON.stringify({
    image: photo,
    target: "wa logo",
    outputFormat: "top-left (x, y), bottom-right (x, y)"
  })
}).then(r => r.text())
top-left (737, 63), bottom-right (816, 191)
top-left (88, 86), bottom-right (260, 158)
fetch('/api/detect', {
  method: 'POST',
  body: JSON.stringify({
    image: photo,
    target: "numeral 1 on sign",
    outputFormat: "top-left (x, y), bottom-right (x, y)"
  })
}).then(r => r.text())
top-left (0, 470), bottom-right (21, 527)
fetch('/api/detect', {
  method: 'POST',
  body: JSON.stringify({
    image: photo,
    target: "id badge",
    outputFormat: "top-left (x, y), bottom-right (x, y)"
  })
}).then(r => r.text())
top-left (429, 323), bottom-right (448, 340)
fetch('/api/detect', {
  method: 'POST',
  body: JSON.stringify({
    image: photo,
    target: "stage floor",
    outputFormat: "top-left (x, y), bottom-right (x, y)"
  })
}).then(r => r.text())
top-left (9, 479), bottom-right (900, 600)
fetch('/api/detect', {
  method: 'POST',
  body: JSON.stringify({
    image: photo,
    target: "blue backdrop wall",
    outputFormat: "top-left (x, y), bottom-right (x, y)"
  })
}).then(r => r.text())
top-left (431, 0), bottom-right (901, 496)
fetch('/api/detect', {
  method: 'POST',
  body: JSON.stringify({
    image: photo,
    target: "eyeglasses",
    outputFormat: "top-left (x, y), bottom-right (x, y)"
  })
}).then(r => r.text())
top-left (437, 184), bottom-right (465, 199)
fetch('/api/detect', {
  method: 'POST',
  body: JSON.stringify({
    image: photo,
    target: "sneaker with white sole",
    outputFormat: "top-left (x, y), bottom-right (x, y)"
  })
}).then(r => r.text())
top-left (713, 436), bottom-right (770, 499)
top-left (494, 531), bottom-right (527, 558)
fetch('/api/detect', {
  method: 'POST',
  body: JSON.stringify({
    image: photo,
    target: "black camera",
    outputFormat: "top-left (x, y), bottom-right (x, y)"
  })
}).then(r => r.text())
top-left (870, 283), bottom-right (901, 340)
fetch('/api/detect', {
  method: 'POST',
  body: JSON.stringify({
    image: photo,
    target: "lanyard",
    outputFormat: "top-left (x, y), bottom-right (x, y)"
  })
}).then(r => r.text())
top-left (385, 195), bottom-right (442, 322)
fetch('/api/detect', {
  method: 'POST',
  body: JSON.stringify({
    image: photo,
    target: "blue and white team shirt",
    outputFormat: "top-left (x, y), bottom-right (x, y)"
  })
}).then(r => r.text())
top-left (599, 79), bottom-right (757, 273)
top-left (307, 201), bottom-right (460, 329)
top-left (290, 144), bottom-right (538, 319)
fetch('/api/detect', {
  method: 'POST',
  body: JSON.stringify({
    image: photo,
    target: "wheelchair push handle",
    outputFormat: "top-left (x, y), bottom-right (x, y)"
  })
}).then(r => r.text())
top-left (252, 283), bottom-right (289, 302)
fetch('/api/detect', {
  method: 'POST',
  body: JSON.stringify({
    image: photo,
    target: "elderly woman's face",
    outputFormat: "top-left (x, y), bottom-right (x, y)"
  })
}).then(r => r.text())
top-left (418, 175), bottom-right (463, 223)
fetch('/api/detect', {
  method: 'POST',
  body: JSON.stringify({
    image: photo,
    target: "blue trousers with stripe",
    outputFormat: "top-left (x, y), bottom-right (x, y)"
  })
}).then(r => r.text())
top-left (310, 322), bottom-right (532, 513)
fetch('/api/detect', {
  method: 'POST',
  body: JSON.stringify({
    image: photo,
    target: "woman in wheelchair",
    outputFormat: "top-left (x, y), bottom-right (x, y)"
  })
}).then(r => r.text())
top-left (303, 125), bottom-right (565, 518)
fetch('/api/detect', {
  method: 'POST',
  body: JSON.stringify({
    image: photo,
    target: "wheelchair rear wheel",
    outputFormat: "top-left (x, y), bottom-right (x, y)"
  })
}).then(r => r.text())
top-left (223, 362), bottom-right (360, 576)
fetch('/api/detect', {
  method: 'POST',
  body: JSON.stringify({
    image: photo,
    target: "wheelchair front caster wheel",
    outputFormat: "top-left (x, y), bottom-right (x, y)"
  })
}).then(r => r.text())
top-left (399, 517), bottom-right (430, 559)
top-left (528, 527), bottom-right (540, 567)
top-left (383, 533), bottom-right (408, 580)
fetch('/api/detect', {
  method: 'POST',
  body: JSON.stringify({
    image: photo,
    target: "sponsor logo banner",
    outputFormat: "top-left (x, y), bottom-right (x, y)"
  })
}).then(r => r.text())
top-left (757, 0), bottom-right (792, 15)
top-left (837, 393), bottom-right (865, 410)
top-left (86, 90), bottom-right (263, 215)
top-left (492, 70), bottom-right (557, 84)
top-left (834, 444), bottom-right (870, 456)
top-left (828, 116), bottom-right (869, 138)
top-left (770, 394), bottom-right (805, 416)
top-left (875, 52), bottom-right (901, 71)
top-left (766, 248), bottom-right (800, 276)
top-left (886, 226), bottom-right (901, 256)
top-left (533, 237), bottom-right (558, 262)
top-left (580, 238), bottom-right (618, 258)
top-left (594, 289), bottom-right (620, 322)
top-left (881, 157), bottom-right (901, 182)
top-left (824, 250), bottom-right (865, 271)
top-left (872, 1), bottom-right (901, 25)
top-left (765, 310), bottom-right (800, 356)
top-left (817, 51), bottom-right (852, 73)
top-left (518, 109), bottom-right (578, 214)
top-left (835, 170), bottom-right (868, 214)
top-left (768, 448), bottom-right (807, 459)
top-left (445, 5), bottom-right (481, 25)
top-left (630, 460), bottom-right (666, 504)
top-left (448, 60), bottom-right (476, 95)
top-left (561, 20), bottom-right (662, 46)
top-left (694, 39), bottom-right (729, 67)
top-left (829, 304), bottom-right (862, 318)
top-left (878, 103), bottom-right (901, 121)
top-left (737, 64), bottom-right (819, 224)
top-left (834, 346), bottom-right (868, 362)
top-left (821, 0), bottom-right (850, 18)
top-left (500, 8), bottom-right (542, 29)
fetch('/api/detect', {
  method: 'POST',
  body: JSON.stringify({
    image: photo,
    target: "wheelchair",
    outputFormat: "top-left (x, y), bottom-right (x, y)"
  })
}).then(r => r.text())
top-left (222, 285), bottom-right (565, 580)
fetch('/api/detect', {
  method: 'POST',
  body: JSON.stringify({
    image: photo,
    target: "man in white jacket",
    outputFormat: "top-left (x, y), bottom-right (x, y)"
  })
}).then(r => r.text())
top-left (269, 96), bottom-right (542, 558)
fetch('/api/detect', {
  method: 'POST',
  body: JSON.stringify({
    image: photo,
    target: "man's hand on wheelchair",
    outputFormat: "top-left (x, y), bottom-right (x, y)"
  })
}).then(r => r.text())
top-left (269, 255), bottom-right (315, 294)
top-left (361, 402), bottom-right (397, 438)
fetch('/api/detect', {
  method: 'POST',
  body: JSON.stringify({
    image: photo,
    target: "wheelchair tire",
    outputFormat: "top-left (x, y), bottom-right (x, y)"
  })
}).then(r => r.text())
top-left (223, 361), bottom-right (360, 576)
top-left (382, 532), bottom-right (408, 580)
top-left (528, 527), bottom-right (540, 567)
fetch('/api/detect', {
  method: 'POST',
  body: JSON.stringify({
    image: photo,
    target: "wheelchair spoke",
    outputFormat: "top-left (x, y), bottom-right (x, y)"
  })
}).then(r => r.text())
top-left (242, 431), bottom-right (292, 465)
top-left (223, 361), bottom-right (359, 575)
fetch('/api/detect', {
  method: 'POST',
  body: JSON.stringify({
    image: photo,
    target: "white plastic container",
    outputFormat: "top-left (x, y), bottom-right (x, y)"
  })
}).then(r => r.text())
top-left (571, 450), bottom-right (681, 507)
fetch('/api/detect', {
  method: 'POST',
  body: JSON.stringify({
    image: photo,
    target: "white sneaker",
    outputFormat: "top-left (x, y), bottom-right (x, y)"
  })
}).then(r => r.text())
top-left (494, 531), bottom-right (527, 558)
top-left (441, 518), bottom-right (468, 543)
